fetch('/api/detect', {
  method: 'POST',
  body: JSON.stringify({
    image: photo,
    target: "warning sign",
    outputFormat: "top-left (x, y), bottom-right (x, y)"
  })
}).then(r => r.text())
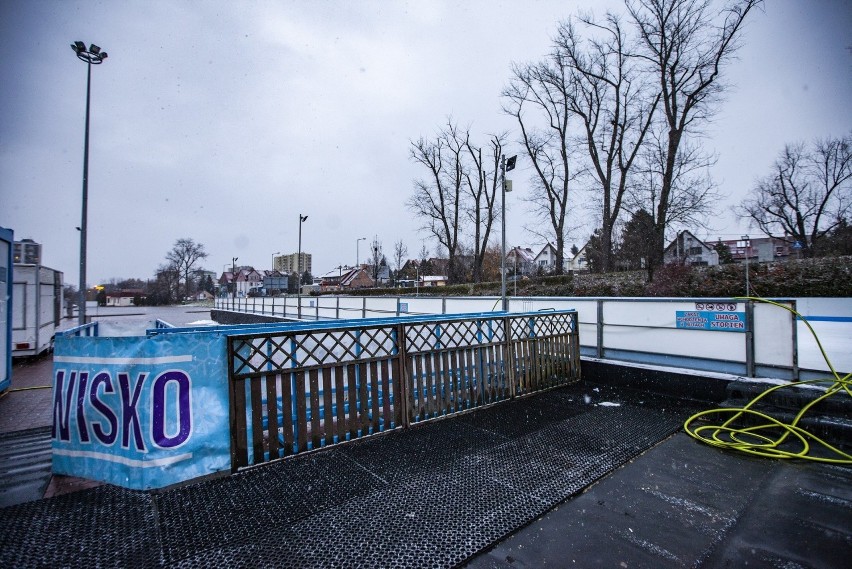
top-left (676, 310), bottom-right (746, 332)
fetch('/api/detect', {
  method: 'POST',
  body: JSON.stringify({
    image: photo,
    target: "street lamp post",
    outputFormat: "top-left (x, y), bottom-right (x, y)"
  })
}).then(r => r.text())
top-left (356, 237), bottom-right (366, 269)
top-left (501, 155), bottom-right (517, 312)
top-left (271, 251), bottom-right (280, 271)
top-left (231, 257), bottom-right (238, 300)
top-left (741, 235), bottom-right (750, 296)
top-left (71, 41), bottom-right (107, 325)
top-left (297, 214), bottom-right (308, 318)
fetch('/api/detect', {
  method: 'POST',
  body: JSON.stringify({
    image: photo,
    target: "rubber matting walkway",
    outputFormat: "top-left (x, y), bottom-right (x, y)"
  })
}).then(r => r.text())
top-left (0, 383), bottom-right (696, 568)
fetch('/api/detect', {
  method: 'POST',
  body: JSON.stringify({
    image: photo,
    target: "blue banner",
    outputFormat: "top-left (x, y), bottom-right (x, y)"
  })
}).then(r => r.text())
top-left (51, 331), bottom-right (230, 490)
top-left (676, 310), bottom-right (747, 332)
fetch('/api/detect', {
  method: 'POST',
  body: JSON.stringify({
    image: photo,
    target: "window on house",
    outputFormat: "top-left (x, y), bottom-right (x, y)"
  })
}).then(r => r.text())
top-left (688, 247), bottom-right (702, 255)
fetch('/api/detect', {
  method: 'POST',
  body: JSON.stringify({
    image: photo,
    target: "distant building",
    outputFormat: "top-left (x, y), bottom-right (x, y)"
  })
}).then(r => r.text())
top-left (275, 252), bottom-right (313, 276)
top-left (319, 267), bottom-right (374, 291)
top-left (13, 238), bottom-right (41, 265)
top-left (421, 275), bottom-right (447, 287)
top-left (506, 246), bottom-right (535, 275)
top-left (568, 245), bottom-right (589, 272)
top-left (262, 270), bottom-right (288, 294)
top-left (105, 289), bottom-right (145, 307)
top-left (716, 236), bottom-right (793, 263)
top-left (219, 267), bottom-right (264, 297)
top-left (533, 243), bottom-right (560, 273)
top-left (664, 231), bottom-right (719, 266)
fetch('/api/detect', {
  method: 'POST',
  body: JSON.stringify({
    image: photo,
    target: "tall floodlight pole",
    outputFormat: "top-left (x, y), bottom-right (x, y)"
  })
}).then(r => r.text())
top-left (356, 237), bottom-right (366, 268)
top-left (71, 41), bottom-right (107, 325)
top-left (297, 214), bottom-right (308, 318)
top-left (741, 235), bottom-right (750, 296)
top-left (500, 155), bottom-right (517, 312)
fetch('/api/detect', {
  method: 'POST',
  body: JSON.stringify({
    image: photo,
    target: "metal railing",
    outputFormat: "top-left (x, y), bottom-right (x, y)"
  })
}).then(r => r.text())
top-left (216, 295), bottom-right (809, 380)
top-left (56, 321), bottom-right (99, 337)
top-left (227, 310), bottom-right (579, 469)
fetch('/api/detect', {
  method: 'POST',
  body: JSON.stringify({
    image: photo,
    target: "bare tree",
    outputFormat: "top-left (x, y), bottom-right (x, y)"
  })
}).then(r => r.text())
top-left (408, 119), bottom-right (467, 283)
top-left (464, 132), bottom-right (506, 282)
top-left (627, 0), bottom-right (759, 279)
top-left (555, 12), bottom-right (660, 272)
top-left (152, 263), bottom-right (180, 305)
top-left (738, 134), bottom-right (852, 257)
top-left (503, 54), bottom-right (576, 274)
top-left (165, 238), bottom-right (208, 301)
top-left (392, 240), bottom-right (408, 284)
top-left (368, 236), bottom-right (385, 285)
top-left (628, 132), bottom-right (722, 241)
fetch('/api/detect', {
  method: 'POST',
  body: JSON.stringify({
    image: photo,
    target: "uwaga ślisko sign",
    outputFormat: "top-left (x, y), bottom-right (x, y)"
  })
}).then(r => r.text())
top-left (676, 302), bottom-right (746, 332)
top-left (51, 333), bottom-right (231, 490)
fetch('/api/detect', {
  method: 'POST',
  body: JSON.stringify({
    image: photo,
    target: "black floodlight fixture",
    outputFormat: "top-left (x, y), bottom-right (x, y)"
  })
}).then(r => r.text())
top-left (71, 41), bottom-right (108, 64)
top-left (506, 155), bottom-right (517, 171)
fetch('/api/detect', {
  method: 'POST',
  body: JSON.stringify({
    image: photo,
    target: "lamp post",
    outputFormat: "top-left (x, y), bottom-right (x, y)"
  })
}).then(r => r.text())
top-left (231, 257), bottom-right (238, 300)
top-left (356, 237), bottom-right (366, 268)
top-left (501, 155), bottom-right (517, 312)
top-left (271, 251), bottom-right (280, 271)
top-left (373, 240), bottom-right (379, 286)
top-left (71, 41), bottom-right (107, 325)
top-left (297, 214), bottom-right (308, 318)
top-left (741, 235), bottom-right (750, 296)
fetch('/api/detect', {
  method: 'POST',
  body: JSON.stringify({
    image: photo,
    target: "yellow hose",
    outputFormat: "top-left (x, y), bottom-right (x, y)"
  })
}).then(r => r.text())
top-left (0, 385), bottom-right (52, 400)
top-left (684, 296), bottom-right (852, 464)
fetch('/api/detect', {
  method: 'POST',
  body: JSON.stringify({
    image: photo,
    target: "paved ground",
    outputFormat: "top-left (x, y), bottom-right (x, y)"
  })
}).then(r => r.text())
top-left (1, 349), bottom-right (850, 567)
top-left (0, 354), bottom-right (102, 505)
top-left (0, 353), bottom-right (54, 434)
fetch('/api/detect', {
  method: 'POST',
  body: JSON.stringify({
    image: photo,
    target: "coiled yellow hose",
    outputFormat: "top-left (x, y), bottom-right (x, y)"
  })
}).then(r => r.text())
top-left (684, 297), bottom-right (851, 464)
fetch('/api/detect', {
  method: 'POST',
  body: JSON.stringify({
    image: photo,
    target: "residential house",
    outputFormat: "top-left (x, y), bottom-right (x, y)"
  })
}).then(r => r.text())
top-left (568, 245), bottom-right (589, 272)
top-left (506, 246), bottom-right (536, 275)
top-left (533, 243), bottom-right (560, 273)
top-left (664, 231), bottom-right (719, 266)
top-left (398, 258), bottom-right (449, 281)
top-left (219, 267), bottom-right (264, 297)
top-left (319, 267), bottom-right (374, 292)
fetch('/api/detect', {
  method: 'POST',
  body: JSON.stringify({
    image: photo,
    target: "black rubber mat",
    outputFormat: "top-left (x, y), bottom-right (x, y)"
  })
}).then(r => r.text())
top-left (0, 383), bottom-right (693, 568)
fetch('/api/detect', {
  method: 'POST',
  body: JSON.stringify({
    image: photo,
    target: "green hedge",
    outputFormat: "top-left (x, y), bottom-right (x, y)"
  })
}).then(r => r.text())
top-left (314, 256), bottom-right (850, 298)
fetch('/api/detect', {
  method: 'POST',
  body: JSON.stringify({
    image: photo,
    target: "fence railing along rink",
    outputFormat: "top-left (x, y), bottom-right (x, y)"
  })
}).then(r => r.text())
top-left (228, 310), bottom-right (580, 469)
top-left (216, 295), bottom-right (815, 380)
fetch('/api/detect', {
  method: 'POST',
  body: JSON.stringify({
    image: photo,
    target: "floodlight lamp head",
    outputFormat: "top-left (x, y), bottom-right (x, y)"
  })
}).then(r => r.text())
top-left (73, 41), bottom-right (85, 52)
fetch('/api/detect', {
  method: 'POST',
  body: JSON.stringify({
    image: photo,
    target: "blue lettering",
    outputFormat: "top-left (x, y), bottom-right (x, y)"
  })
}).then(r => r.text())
top-left (152, 371), bottom-right (192, 448)
top-left (52, 370), bottom-right (74, 441)
top-left (76, 372), bottom-right (90, 443)
top-left (118, 372), bottom-right (147, 452)
top-left (89, 372), bottom-right (118, 445)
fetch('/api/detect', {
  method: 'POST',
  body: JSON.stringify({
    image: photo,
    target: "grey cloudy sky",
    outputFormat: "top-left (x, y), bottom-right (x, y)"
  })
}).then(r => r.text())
top-left (1, 0), bottom-right (850, 286)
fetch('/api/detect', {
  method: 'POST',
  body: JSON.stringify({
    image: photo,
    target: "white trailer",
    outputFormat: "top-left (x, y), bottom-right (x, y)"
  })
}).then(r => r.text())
top-left (12, 264), bottom-right (63, 357)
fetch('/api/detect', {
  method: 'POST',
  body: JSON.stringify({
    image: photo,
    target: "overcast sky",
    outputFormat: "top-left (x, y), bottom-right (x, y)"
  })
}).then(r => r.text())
top-left (1, 0), bottom-right (850, 286)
